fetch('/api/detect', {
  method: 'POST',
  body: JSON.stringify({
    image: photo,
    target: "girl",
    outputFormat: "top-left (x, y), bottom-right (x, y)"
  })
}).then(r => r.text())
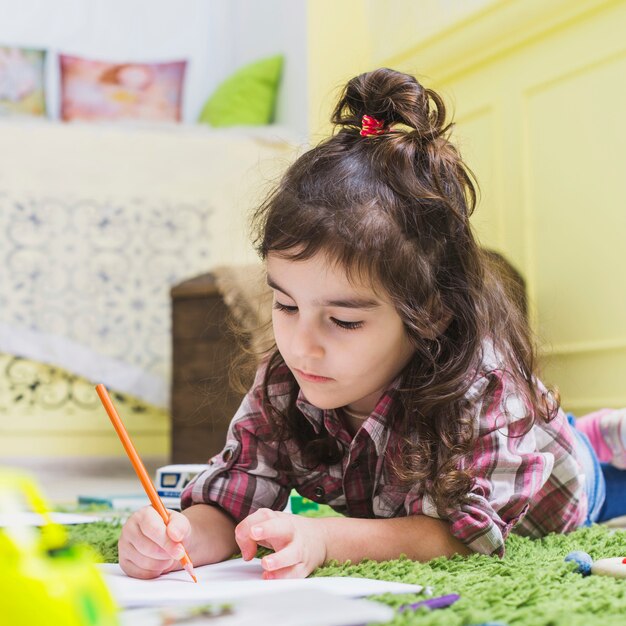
top-left (119, 68), bottom-right (626, 580)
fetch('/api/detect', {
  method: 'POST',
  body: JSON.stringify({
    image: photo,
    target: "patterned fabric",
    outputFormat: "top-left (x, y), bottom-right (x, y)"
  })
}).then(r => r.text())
top-left (0, 193), bottom-right (212, 407)
top-left (182, 345), bottom-right (588, 557)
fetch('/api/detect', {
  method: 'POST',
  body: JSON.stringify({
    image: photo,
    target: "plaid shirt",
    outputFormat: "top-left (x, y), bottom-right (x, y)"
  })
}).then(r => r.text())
top-left (182, 345), bottom-right (587, 557)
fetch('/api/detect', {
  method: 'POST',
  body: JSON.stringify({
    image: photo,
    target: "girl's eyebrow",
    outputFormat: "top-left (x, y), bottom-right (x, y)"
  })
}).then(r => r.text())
top-left (266, 274), bottom-right (381, 309)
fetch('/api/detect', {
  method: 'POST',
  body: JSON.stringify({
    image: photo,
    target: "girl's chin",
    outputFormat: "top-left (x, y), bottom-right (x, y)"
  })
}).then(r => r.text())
top-left (297, 387), bottom-right (344, 411)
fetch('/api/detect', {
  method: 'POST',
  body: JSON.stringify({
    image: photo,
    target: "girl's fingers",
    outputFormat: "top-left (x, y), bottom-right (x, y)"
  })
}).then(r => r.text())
top-left (242, 508), bottom-right (276, 529)
top-left (261, 542), bottom-right (302, 572)
top-left (119, 554), bottom-right (173, 580)
top-left (119, 532), bottom-right (174, 577)
top-left (141, 529), bottom-right (186, 561)
top-left (262, 562), bottom-right (310, 580)
top-left (162, 559), bottom-right (184, 574)
top-left (120, 515), bottom-right (169, 561)
top-left (136, 506), bottom-right (170, 545)
top-left (235, 508), bottom-right (276, 559)
top-left (234, 523), bottom-right (258, 560)
top-left (249, 516), bottom-right (294, 545)
top-left (128, 507), bottom-right (187, 561)
top-left (165, 510), bottom-right (191, 544)
top-left (119, 507), bottom-right (191, 580)
top-left (122, 528), bottom-right (171, 561)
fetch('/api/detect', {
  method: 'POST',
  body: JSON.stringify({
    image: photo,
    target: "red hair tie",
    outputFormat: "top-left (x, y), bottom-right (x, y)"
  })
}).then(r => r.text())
top-left (360, 114), bottom-right (387, 137)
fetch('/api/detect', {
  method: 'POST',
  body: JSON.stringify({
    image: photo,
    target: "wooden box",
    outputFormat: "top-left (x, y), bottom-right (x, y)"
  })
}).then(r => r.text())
top-left (170, 273), bottom-right (248, 463)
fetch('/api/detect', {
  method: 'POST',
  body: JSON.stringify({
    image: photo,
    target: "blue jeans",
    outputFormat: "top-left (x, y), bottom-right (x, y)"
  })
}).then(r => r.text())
top-left (568, 413), bottom-right (626, 524)
top-left (597, 464), bottom-right (626, 522)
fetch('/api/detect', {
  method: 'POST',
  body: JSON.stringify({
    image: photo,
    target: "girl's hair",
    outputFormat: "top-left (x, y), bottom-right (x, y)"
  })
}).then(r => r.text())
top-left (248, 67), bottom-right (557, 514)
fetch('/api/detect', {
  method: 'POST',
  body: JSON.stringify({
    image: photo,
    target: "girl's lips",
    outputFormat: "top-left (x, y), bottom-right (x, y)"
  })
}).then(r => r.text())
top-left (294, 368), bottom-right (333, 382)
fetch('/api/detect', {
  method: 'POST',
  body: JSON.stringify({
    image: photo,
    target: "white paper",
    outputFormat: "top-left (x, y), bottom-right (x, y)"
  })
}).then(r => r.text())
top-left (119, 589), bottom-right (395, 626)
top-left (0, 511), bottom-right (100, 527)
top-left (100, 558), bottom-right (423, 608)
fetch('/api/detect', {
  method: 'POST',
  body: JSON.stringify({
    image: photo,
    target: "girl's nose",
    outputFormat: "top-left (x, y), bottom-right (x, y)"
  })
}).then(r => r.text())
top-left (290, 319), bottom-right (324, 360)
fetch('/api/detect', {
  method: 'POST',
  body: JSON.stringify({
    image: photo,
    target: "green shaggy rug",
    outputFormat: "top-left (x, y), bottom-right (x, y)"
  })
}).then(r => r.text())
top-left (67, 520), bottom-right (626, 626)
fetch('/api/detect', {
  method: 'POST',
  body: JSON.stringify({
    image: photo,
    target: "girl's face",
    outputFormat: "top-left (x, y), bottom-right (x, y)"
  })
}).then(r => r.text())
top-left (267, 250), bottom-right (415, 415)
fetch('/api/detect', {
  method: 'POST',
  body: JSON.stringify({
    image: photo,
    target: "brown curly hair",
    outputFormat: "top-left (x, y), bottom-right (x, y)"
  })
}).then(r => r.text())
top-left (247, 67), bottom-right (557, 515)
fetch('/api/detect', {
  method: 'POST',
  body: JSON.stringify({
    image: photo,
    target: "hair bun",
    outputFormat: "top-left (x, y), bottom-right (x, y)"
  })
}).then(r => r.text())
top-left (331, 67), bottom-right (449, 141)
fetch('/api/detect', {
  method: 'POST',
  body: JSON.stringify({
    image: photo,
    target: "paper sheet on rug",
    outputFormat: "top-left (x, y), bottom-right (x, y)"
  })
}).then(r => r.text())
top-left (100, 558), bottom-right (423, 608)
top-left (119, 589), bottom-right (395, 626)
top-left (0, 511), bottom-right (100, 526)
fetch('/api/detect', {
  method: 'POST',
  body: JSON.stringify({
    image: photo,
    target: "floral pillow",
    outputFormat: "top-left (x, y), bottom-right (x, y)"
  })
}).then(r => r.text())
top-left (0, 46), bottom-right (46, 116)
top-left (59, 54), bottom-right (186, 122)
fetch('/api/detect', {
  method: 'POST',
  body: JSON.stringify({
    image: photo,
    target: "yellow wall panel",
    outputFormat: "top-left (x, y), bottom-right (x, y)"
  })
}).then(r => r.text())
top-left (455, 106), bottom-right (502, 251)
top-left (381, 0), bottom-right (626, 412)
top-left (543, 346), bottom-right (626, 415)
top-left (526, 53), bottom-right (626, 348)
top-left (306, 0), bottom-right (372, 139)
top-left (366, 0), bottom-right (495, 65)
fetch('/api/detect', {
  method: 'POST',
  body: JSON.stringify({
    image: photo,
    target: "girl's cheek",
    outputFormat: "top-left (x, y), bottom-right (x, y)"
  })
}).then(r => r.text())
top-left (272, 324), bottom-right (292, 357)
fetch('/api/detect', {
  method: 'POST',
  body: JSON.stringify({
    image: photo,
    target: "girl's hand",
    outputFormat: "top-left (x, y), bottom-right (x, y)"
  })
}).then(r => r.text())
top-left (235, 508), bottom-right (328, 579)
top-left (118, 506), bottom-right (191, 579)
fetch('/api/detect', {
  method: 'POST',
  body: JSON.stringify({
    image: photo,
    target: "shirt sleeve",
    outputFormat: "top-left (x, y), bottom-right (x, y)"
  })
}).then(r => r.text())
top-left (450, 370), bottom-right (559, 556)
top-left (406, 370), bottom-right (555, 557)
top-left (180, 364), bottom-right (291, 522)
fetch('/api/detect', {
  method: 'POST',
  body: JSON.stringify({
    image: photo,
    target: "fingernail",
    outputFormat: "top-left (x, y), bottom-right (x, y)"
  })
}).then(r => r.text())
top-left (174, 547), bottom-right (185, 559)
top-left (264, 557), bottom-right (274, 569)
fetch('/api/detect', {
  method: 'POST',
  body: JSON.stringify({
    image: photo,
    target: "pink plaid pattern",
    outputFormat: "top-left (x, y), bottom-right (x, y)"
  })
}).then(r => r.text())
top-left (182, 348), bottom-right (587, 557)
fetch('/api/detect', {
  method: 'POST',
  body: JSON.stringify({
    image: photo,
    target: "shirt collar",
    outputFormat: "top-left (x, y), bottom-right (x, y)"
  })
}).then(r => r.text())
top-left (295, 375), bottom-right (402, 456)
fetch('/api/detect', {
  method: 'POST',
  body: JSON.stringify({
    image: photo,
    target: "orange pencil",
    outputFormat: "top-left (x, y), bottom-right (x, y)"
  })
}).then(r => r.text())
top-left (95, 383), bottom-right (197, 583)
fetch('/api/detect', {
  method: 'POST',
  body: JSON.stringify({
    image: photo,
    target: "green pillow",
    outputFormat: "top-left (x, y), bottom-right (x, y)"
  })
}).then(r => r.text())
top-left (198, 55), bottom-right (283, 127)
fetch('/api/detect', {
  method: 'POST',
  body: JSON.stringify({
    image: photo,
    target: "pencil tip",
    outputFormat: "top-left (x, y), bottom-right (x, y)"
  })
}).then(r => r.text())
top-left (183, 562), bottom-right (198, 583)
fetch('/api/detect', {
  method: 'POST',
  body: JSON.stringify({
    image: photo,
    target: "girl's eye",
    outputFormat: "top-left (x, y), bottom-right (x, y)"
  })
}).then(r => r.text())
top-left (273, 301), bottom-right (298, 314)
top-left (331, 318), bottom-right (363, 331)
top-left (274, 301), bottom-right (363, 330)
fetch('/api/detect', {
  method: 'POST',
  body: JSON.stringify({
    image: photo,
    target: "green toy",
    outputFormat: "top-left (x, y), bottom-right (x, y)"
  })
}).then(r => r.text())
top-left (0, 470), bottom-right (119, 626)
top-left (289, 489), bottom-right (320, 514)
